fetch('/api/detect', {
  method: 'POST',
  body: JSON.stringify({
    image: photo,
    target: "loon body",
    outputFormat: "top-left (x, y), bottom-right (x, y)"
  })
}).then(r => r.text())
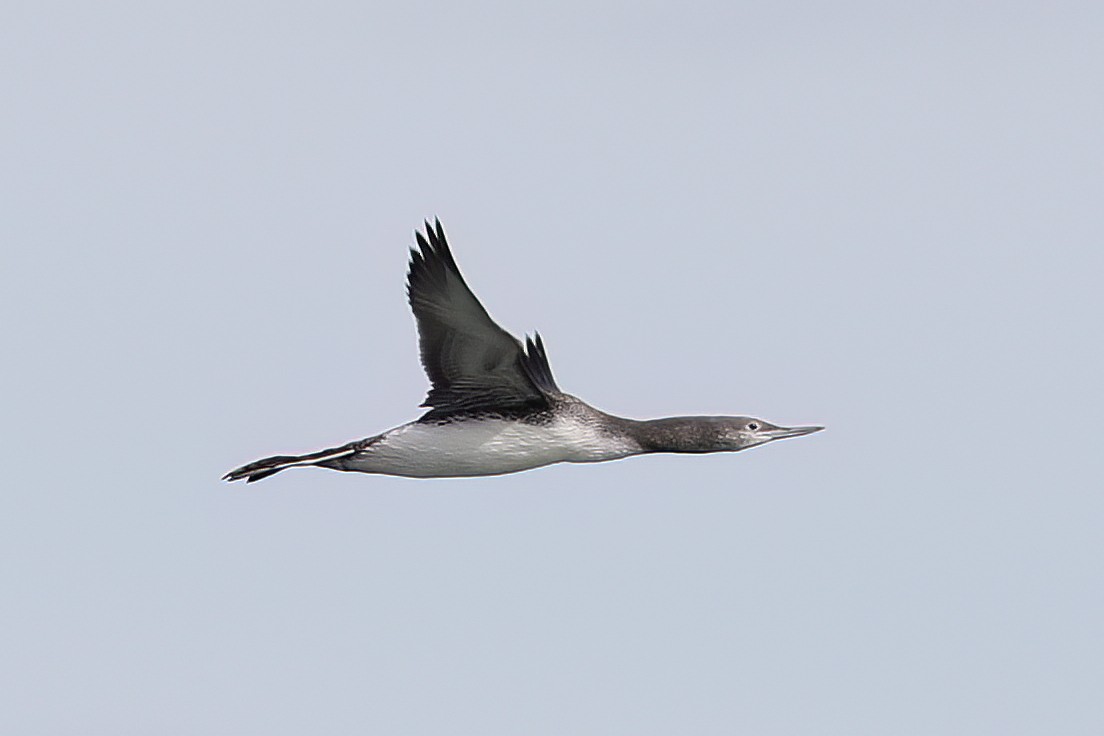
top-left (224, 220), bottom-right (822, 483)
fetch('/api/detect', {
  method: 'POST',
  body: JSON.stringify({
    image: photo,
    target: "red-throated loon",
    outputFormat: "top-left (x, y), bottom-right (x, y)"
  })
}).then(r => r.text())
top-left (223, 220), bottom-right (823, 482)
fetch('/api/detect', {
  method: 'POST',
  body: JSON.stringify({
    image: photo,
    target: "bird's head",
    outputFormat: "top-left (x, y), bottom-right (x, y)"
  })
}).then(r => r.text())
top-left (632, 415), bottom-right (824, 454)
top-left (712, 416), bottom-right (825, 451)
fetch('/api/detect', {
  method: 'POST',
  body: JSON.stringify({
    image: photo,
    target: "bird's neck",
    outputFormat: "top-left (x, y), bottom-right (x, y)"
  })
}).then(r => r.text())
top-left (621, 416), bottom-right (727, 454)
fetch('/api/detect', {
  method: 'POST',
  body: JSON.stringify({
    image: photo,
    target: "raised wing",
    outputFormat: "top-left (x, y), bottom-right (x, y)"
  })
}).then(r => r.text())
top-left (406, 219), bottom-right (559, 419)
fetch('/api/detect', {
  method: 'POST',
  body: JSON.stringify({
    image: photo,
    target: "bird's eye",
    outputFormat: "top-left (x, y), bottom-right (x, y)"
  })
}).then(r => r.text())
top-left (747, 422), bottom-right (760, 431)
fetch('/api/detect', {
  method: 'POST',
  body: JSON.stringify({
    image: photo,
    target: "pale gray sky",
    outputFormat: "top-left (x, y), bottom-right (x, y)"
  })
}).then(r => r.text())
top-left (3, 1), bottom-right (1103, 734)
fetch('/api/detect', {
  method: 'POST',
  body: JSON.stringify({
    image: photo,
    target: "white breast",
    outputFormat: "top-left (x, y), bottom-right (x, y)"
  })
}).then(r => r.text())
top-left (348, 416), bottom-right (640, 478)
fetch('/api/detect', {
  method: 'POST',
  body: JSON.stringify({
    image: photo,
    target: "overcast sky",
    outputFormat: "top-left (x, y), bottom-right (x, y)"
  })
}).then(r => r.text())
top-left (3, 1), bottom-right (1103, 734)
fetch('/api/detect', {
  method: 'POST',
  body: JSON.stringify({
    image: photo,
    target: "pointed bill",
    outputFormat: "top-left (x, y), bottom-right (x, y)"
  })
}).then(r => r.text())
top-left (761, 425), bottom-right (824, 440)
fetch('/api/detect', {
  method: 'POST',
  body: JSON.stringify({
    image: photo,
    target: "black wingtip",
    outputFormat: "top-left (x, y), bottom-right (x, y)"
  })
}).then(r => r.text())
top-left (521, 331), bottom-right (559, 394)
top-left (408, 217), bottom-right (460, 293)
top-left (422, 217), bottom-right (449, 253)
top-left (412, 218), bottom-right (451, 256)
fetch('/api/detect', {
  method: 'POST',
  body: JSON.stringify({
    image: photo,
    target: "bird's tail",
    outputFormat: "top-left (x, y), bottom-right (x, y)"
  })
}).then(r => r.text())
top-left (222, 443), bottom-right (359, 484)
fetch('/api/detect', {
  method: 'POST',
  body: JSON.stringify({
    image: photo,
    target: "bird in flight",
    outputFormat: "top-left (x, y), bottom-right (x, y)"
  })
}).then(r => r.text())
top-left (224, 220), bottom-right (822, 482)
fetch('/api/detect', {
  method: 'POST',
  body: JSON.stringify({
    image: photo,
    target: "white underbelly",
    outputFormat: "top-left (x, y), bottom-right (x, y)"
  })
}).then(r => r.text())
top-left (347, 417), bottom-right (639, 478)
